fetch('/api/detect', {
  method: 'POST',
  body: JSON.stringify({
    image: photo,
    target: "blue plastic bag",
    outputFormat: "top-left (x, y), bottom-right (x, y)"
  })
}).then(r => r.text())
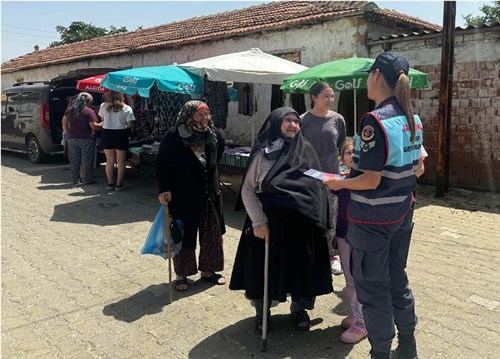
top-left (141, 206), bottom-right (182, 259)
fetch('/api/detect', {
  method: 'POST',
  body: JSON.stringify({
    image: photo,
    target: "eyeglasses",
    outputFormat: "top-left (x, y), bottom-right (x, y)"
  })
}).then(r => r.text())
top-left (282, 116), bottom-right (301, 125)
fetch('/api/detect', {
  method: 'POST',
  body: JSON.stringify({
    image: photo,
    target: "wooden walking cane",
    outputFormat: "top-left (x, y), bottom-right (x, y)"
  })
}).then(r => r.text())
top-left (164, 203), bottom-right (173, 304)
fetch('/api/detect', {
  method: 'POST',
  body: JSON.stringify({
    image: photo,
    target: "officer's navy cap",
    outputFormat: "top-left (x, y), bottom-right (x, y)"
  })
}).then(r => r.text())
top-left (364, 52), bottom-right (410, 88)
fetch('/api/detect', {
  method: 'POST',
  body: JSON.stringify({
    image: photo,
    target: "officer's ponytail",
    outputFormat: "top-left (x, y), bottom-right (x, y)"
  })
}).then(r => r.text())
top-left (394, 71), bottom-right (416, 143)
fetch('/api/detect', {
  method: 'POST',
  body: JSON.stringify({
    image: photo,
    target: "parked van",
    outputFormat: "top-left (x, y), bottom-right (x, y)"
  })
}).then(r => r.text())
top-left (1, 68), bottom-right (118, 163)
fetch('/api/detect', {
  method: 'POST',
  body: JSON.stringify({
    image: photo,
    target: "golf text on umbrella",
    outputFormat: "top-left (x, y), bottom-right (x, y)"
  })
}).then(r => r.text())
top-left (123, 77), bottom-right (139, 84)
top-left (288, 78), bottom-right (364, 91)
top-left (177, 83), bottom-right (198, 92)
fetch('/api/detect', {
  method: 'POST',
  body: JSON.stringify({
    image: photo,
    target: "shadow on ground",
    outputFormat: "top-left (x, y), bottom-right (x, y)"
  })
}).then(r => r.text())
top-left (50, 187), bottom-right (159, 226)
top-left (103, 278), bottom-right (230, 323)
top-left (188, 313), bottom-right (355, 359)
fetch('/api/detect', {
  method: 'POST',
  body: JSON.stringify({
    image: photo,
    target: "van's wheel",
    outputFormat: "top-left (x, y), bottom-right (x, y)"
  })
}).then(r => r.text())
top-left (27, 136), bottom-right (48, 163)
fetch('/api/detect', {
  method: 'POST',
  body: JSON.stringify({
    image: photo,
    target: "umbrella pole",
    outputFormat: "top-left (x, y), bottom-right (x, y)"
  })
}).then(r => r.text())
top-left (261, 236), bottom-right (270, 352)
top-left (164, 203), bottom-right (173, 304)
top-left (251, 113), bottom-right (255, 145)
top-left (353, 89), bottom-right (357, 136)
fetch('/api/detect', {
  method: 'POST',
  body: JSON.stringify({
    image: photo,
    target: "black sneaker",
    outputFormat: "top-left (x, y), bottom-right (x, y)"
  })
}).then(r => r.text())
top-left (107, 183), bottom-right (115, 191)
top-left (390, 349), bottom-right (418, 359)
top-left (371, 351), bottom-right (391, 359)
top-left (390, 333), bottom-right (418, 359)
top-left (291, 310), bottom-right (311, 331)
top-left (115, 184), bottom-right (124, 192)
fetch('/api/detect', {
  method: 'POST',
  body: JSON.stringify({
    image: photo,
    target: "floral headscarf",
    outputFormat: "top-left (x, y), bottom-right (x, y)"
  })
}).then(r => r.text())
top-left (176, 100), bottom-right (217, 147)
top-left (71, 92), bottom-right (93, 119)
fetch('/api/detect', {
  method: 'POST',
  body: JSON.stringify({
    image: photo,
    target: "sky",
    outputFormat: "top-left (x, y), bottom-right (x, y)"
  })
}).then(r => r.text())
top-left (0, 1), bottom-right (493, 63)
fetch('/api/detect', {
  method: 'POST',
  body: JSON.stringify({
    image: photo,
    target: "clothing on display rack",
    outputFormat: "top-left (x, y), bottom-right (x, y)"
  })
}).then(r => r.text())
top-left (233, 82), bottom-right (255, 116)
top-left (291, 93), bottom-right (306, 115)
top-left (271, 84), bottom-right (285, 112)
top-left (149, 86), bottom-right (191, 136)
top-left (203, 78), bottom-right (229, 129)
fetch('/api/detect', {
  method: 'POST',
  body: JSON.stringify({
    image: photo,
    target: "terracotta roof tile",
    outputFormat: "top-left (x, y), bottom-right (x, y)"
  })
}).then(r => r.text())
top-left (369, 8), bottom-right (442, 32)
top-left (1, 1), bottom-right (440, 74)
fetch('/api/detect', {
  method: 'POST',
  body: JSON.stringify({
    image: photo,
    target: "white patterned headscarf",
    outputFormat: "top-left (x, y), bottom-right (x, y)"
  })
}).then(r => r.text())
top-left (71, 92), bottom-right (93, 119)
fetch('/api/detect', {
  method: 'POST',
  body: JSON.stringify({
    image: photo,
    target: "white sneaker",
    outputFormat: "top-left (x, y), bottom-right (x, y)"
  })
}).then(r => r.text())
top-left (330, 256), bottom-right (343, 275)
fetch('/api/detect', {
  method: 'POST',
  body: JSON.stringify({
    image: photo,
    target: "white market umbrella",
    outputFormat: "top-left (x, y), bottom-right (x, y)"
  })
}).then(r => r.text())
top-left (180, 48), bottom-right (309, 143)
top-left (179, 48), bottom-right (308, 85)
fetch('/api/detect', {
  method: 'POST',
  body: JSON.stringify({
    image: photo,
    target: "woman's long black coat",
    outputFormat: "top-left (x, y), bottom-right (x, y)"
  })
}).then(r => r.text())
top-left (154, 127), bottom-right (226, 250)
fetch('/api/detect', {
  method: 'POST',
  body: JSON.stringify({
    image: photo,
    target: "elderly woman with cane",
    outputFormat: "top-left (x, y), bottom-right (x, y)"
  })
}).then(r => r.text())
top-left (229, 107), bottom-right (333, 335)
top-left (155, 100), bottom-right (226, 292)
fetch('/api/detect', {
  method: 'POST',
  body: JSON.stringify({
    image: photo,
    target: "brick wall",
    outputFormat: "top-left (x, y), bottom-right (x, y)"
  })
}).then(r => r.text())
top-left (412, 60), bottom-right (500, 191)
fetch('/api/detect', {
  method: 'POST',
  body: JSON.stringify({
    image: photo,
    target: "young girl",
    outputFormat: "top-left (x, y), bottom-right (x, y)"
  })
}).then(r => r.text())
top-left (335, 140), bottom-right (367, 343)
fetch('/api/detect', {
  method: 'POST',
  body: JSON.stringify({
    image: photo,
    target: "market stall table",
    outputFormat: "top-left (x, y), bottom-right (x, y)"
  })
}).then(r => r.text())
top-left (219, 147), bottom-right (251, 177)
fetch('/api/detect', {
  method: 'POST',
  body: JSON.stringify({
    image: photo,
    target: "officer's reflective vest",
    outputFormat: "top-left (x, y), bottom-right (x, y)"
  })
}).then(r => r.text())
top-left (348, 101), bottom-right (423, 225)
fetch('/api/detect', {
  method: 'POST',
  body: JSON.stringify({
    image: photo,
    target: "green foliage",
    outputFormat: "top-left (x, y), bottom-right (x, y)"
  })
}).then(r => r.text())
top-left (463, 1), bottom-right (500, 26)
top-left (49, 21), bottom-right (128, 47)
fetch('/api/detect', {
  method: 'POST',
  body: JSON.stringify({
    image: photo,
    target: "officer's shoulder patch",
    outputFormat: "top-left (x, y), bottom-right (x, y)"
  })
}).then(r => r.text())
top-left (361, 125), bottom-right (375, 141)
top-left (361, 140), bottom-right (376, 152)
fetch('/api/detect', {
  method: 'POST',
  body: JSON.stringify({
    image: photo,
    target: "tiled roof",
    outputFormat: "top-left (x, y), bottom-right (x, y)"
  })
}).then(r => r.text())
top-left (1, 1), bottom-right (441, 74)
top-left (367, 8), bottom-right (442, 32)
top-left (369, 21), bottom-right (500, 42)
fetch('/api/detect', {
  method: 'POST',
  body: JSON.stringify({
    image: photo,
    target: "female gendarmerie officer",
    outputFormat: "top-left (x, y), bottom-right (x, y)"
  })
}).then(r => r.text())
top-left (324, 52), bottom-right (423, 359)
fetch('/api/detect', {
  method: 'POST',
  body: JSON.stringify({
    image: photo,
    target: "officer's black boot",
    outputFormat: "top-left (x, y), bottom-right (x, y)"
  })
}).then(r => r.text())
top-left (370, 349), bottom-right (391, 359)
top-left (390, 333), bottom-right (418, 359)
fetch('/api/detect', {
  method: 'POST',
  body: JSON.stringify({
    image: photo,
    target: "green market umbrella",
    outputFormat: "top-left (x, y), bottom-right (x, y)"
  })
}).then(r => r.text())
top-left (280, 57), bottom-right (428, 133)
top-left (280, 57), bottom-right (428, 94)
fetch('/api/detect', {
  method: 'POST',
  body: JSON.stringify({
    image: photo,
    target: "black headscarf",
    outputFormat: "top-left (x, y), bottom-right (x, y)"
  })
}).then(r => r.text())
top-left (237, 107), bottom-right (330, 230)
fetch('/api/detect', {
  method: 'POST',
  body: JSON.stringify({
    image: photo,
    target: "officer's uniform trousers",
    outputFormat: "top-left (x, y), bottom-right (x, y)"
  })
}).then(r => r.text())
top-left (347, 206), bottom-right (417, 353)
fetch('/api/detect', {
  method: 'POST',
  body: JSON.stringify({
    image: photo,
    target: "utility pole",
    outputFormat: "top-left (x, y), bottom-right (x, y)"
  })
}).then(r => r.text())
top-left (436, 1), bottom-right (456, 197)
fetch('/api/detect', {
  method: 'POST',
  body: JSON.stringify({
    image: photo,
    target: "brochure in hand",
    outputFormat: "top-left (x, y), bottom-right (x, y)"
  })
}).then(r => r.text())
top-left (303, 169), bottom-right (345, 181)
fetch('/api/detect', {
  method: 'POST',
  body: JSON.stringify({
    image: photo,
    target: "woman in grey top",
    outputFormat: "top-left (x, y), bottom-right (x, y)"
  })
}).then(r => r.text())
top-left (300, 82), bottom-right (346, 275)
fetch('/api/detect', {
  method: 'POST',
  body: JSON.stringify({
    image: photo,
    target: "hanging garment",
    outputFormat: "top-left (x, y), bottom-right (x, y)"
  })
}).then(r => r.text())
top-left (203, 78), bottom-right (229, 129)
top-left (234, 82), bottom-right (255, 116)
top-left (271, 84), bottom-right (285, 112)
top-left (150, 86), bottom-right (191, 136)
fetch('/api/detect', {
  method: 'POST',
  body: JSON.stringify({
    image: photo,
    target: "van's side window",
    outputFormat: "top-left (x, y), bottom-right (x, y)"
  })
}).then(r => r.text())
top-left (2, 94), bottom-right (19, 115)
top-left (14, 92), bottom-right (40, 118)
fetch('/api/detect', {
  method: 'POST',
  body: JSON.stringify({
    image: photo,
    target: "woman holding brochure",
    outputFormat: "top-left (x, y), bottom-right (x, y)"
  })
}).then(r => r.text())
top-left (323, 52), bottom-right (423, 359)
